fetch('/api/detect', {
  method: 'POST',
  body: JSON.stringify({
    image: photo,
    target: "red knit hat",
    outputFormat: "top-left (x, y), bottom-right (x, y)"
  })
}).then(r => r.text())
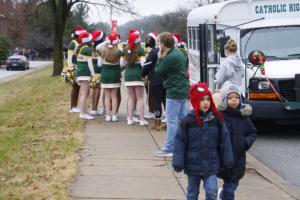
top-left (189, 82), bottom-right (224, 126)
top-left (127, 29), bottom-right (141, 53)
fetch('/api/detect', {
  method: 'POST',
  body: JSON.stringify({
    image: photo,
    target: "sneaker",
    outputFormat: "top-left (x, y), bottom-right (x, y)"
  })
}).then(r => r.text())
top-left (217, 188), bottom-right (223, 200)
top-left (127, 119), bottom-right (134, 125)
top-left (140, 119), bottom-right (149, 126)
top-left (112, 114), bottom-right (118, 122)
top-left (132, 117), bottom-right (140, 123)
top-left (99, 108), bottom-right (105, 115)
top-left (161, 118), bottom-right (167, 123)
top-left (79, 114), bottom-right (94, 120)
top-left (153, 150), bottom-right (173, 157)
top-left (105, 115), bottom-right (112, 122)
top-left (69, 107), bottom-right (80, 113)
top-left (90, 110), bottom-right (102, 116)
top-left (144, 112), bottom-right (155, 119)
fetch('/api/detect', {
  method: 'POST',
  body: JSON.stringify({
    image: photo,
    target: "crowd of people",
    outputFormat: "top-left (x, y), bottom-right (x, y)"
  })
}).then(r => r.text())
top-left (63, 26), bottom-right (257, 200)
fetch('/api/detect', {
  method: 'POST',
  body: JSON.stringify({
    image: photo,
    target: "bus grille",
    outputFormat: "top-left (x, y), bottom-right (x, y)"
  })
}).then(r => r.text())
top-left (278, 79), bottom-right (296, 101)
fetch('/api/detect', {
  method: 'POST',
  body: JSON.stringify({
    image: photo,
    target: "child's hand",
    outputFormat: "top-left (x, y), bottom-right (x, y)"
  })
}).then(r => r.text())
top-left (174, 168), bottom-right (182, 173)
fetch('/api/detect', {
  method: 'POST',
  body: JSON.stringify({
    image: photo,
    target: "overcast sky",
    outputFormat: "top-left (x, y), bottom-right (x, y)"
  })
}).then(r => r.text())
top-left (89, 0), bottom-right (195, 25)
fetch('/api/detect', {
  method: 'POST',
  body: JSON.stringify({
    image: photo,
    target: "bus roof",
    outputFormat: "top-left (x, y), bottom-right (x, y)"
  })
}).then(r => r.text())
top-left (188, 0), bottom-right (300, 28)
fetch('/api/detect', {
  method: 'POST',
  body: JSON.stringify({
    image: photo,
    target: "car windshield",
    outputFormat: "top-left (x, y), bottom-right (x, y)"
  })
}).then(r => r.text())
top-left (241, 26), bottom-right (300, 61)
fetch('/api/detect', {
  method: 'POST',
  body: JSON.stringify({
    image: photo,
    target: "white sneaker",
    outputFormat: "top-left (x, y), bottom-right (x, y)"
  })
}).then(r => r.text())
top-left (79, 114), bottom-right (94, 120)
top-left (127, 119), bottom-right (134, 125)
top-left (161, 118), bottom-right (167, 123)
top-left (140, 120), bottom-right (149, 126)
top-left (105, 115), bottom-right (112, 122)
top-left (99, 108), bottom-right (105, 115)
top-left (112, 115), bottom-right (118, 122)
top-left (144, 112), bottom-right (155, 119)
top-left (217, 188), bottom-right (223, 200)
top-left (90, 110), bottom-right (102, 116)
top-left (132, 117), bottom-right (140, 123)
top-left (69, 107), bottom-right (80, 113)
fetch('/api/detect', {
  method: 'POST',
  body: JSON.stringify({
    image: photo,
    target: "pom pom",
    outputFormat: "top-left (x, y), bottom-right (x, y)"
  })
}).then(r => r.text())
top-left (128, 49), bottom-right (131, 54)
top-left (108, 44), bottom-right (113, 48)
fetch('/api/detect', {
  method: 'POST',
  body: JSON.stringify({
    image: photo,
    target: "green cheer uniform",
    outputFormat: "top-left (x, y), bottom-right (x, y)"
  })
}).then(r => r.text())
top-left (68, 39), bottom-right (79, 65)
top-left (101, 50), bottom-right (122, 88)
top-left (92, 51), bottom-right (102, 74)
top-left (124, 47), bottom-right (145, 87)
top-left (76, 45), bottom-right (93, 81)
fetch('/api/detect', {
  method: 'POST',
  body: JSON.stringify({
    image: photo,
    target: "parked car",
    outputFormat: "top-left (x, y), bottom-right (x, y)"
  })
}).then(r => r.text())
top-left (6, 55), bottom-right (29, 70)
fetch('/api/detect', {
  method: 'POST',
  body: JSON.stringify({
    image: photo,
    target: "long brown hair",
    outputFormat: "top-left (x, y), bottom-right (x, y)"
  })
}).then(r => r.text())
top-left (102, 45), bottom-right (120, 63)
top-left (124, 44), bottom-right (139, 67)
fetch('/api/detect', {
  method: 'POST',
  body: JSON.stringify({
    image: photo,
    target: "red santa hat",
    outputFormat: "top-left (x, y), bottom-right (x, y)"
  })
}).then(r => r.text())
top-left (173, 33), bottom-right (182, 44)
top-left (147, 32), bottom-right (158, 40)
top-left (107, 32), bottom-right (120, 48)
top-left (189, 82), bottom-right (224, 126)
top-left (92, 30), bottom-right (105, 42)
top-left (127, 29), bottom-right (141, 53)
top-left (78, 32), bottom-right (93, 44)
top-left (75, 26), bottom-right (86, 36)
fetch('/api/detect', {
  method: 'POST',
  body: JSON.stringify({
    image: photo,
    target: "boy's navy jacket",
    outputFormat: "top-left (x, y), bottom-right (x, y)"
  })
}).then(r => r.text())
top-left (219, 107), bottom-right (257, 181)
top-left (172, 110), bottom-right (234, 177)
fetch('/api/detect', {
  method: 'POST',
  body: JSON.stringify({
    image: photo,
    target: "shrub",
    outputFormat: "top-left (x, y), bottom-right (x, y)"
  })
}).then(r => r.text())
top-left (0, 35), bottom-right (11, 63)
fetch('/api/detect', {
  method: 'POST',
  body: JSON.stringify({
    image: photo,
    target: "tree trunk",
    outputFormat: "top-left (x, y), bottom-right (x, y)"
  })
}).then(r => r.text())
top-left (52, 22), bottom-right (64, 76)
top-left (51, 0), bottom-right (68, 76)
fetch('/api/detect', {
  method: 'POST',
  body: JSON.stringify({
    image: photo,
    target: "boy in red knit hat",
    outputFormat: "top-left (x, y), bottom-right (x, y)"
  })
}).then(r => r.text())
top-left (172, 82), bottom-right (233, 200)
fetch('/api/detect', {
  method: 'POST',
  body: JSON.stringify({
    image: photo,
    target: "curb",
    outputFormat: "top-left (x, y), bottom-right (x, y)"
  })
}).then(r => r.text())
top-left (247, 153), bottom-right (300, 200)
top-left (0, 62), bottom-right (52, 84)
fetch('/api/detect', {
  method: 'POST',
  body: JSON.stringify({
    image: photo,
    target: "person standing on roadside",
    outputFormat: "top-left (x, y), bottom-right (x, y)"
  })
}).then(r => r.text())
top-left (90, 29), bottom-right (106, 116)
top-left (153, 32), bottom-right (189, 157)
top-left (217, 83), bottom-right (257, 200)
top-left (76, 32), bottom-right (96, 120)
top-left (67, 26), bottom-right (86, 113)
top-left (143, 32), bottom-right (166, 131)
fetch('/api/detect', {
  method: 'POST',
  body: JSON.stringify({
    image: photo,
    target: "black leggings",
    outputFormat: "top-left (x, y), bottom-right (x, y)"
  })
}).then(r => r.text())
top-left (149, 85), bottom-right (166, 118)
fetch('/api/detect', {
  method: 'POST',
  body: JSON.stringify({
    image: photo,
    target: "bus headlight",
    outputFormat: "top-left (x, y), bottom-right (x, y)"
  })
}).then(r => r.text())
top-left (258, 81), bottom-right (270, 90)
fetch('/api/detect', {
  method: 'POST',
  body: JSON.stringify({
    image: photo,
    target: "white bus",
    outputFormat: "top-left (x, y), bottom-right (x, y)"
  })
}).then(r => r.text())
top-left (187, 0), bottom-right (300, 124)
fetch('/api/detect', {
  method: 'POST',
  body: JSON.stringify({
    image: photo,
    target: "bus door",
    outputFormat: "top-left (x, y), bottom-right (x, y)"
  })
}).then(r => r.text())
top-left (199, 23), bottom-right (219, 90)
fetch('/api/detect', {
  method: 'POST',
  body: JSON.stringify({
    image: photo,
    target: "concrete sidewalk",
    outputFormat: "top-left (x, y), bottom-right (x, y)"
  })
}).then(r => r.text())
top-left (70, 94), bottom-right (300, 200)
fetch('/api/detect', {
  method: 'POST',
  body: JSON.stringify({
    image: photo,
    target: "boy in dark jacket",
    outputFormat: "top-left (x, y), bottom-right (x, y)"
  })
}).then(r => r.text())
top-left (172, 82), bottom-right (233, 200)
top-left (217, 83), bottom-right (257, 200)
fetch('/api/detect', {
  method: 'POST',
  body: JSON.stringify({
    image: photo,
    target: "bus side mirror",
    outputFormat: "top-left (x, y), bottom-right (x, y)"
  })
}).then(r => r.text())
top-left (248, 50), bottom-right (266, 65)
top-left (220, 36), bottom-right (230, 57)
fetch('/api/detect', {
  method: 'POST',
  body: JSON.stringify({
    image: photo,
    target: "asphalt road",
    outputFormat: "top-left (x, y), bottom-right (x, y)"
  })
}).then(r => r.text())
top-left (0, 61), bottom-right (52, 80)
top-left (249, 122), bottom-right (300, 190)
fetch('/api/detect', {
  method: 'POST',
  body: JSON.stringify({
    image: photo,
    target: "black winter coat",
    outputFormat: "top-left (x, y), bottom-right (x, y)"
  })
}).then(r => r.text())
top-left (172, 111), bottom-right (233, 177)
top-left (142, 47), bottom-right (163, 86)
top-left (219, 108), bottom-right (257, 181)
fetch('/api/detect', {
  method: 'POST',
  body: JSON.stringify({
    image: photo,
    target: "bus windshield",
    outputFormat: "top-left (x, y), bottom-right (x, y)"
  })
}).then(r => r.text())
top-left (241, 26), bottom-right (300, 61)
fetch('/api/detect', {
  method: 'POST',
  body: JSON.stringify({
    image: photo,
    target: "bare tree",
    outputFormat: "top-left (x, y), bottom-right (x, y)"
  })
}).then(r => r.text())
top-left (48, 0), bottom-right (136, 76)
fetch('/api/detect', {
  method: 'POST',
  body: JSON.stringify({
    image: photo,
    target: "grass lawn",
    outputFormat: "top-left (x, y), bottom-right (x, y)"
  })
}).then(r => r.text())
top-left (0, 66), bottom-right (84, 199)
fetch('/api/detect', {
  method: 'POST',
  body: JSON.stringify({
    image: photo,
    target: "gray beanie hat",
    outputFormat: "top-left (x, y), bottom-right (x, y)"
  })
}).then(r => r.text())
top-left (220, 83), bottom-right (243, 108)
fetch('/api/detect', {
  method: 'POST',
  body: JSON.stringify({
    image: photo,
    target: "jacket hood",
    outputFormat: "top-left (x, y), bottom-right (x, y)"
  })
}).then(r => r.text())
top-left (226, 55), bottom-right (243, 71)
top-left (218, 103), bottom-right (252, 116)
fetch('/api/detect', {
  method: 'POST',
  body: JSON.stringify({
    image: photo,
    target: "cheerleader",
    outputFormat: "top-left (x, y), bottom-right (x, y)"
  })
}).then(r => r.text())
top-left (67, 26), bottom-right (86, 113)
top-left (100, 32), bottom-right (122, 122)
top-left (76, 32), bottom-right (96, 120)
top-left (121, 30), bottom-right (148, 126)
top-left (90, 30), bottom-right (106, 116)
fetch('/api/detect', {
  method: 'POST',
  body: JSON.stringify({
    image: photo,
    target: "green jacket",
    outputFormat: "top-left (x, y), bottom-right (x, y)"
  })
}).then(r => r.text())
top-left (155, 47), bottom-right (189, 99)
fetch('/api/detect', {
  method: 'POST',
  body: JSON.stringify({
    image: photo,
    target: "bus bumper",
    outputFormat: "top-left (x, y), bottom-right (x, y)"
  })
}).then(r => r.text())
top-left (244, 100), bottom-right (300, 124)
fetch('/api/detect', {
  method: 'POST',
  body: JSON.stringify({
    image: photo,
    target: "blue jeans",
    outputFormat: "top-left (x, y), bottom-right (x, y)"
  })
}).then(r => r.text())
top-left (187, 175), bottom-right (217, 200)
top-left (162, 98), bottom-right (187, 152)
top-left (221, 180), bottom-right (239, 200)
